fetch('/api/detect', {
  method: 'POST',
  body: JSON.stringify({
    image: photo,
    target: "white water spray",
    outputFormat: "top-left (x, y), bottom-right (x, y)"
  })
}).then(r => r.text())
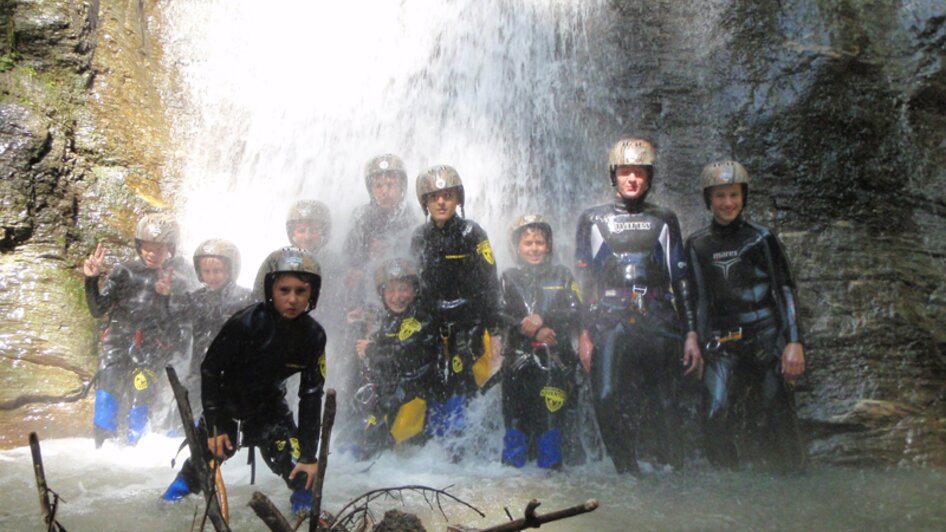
top-left (162, 0), bottom-right (616, 282)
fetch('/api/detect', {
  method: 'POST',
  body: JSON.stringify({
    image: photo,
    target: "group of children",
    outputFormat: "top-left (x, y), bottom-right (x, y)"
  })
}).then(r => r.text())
top-left (82, 141), bottom-right (808, 514)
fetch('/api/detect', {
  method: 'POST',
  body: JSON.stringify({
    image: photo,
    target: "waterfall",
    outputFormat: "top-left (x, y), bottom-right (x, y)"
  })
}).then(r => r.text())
top-left (161, 0), bottom-right (617, 282)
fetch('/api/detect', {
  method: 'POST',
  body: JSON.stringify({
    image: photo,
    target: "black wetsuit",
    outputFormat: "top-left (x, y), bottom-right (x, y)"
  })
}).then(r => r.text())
top-left (175, 301), bottom-right (327, 493)
top-left (351, 303), bottom-right (439, 457)
top-left (344, 203), bottom-right (419, 273)
top-left (166, 282), bottom-right (253, 409)
top-left (685, 215), bottom-right (805, 471)
top-left (499, 261), bottom-right (582, 469)
top-left (410, 215), bottom-right (502, 435)
top-left (85, 259), bottom-right (191, 445)
top-left (575, 198), bottom-right (695, 472)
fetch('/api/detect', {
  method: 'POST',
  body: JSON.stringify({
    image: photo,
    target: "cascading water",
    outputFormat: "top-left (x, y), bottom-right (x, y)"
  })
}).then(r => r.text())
top-left (2, 1), bottom-right (946, 530)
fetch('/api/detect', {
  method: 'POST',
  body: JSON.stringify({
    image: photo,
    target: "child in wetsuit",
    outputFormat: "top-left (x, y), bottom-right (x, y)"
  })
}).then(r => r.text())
top-left (160, 239), bottom-right (252, 410)
top-left (83, 213), bottom-right (191, 447)
top-left (500, 215), bottom-right (582, 469)
top-left (162, 247), bottom-right (327, 514)
top-left (350, 258), bottom-right (439, 458)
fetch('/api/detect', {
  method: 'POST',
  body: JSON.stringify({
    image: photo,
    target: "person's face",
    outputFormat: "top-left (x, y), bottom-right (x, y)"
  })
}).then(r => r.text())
top-left (271, 274), bottom-right (312, 320)
top-left (290, 222), bottom-right (323, 251)
top-left (614, 165), bottom-right (649, 200)
top-left (138, 241), bottom-right (170, 269)
top-left (370, 173), bottom-right (405, 211)
top-left (709, 183), bottom-right (744, 226)
top-left (198, 257), bottom-right (230, 291)
top-left (426, 189), bottom-right (459, 227)
top-left (517, 228), bottom-right (549, 265)
top-left (382, 279), bottom-right (415, 314)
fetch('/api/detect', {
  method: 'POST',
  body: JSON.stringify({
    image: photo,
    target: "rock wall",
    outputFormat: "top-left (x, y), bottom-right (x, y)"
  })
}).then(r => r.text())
top-left (0, 0), bottom-right (172, 446)
top-left (595, 0), bottom-right (946, 465)
top-left (0, 0), bottom-right (943, 465)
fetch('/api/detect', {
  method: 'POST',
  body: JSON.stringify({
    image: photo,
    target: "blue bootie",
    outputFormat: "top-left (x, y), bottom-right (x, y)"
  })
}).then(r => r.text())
top-left (291, 489), bottom-right (312, 515)
top-left (161, 472), bottom-right (193, 502)
top-left (536, 428), bottom-right (563, 469)
top-left (502, 428), bottom-right (528, 468)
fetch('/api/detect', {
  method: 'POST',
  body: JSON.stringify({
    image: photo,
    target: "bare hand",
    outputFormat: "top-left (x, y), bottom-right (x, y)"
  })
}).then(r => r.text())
top-left (683, 331), bottom-right (703, 378)
top-left (83, 243), bottom-right (106, 277)
top-left (154, 266), bottom-right (174, 296)
top-left (780, 342), bottom-right (806, 382)
top-left (207, 433), bottom-right (233, 461)
top-left (289, 461), bottom-right (319, 491)
top-left (355, 339), bottom-right (371, 360)
top-left (489, 335), bottom-right (504, 370)
top-left (519, 314), bottom-right (543, 337)
top-left (534, 327), bottom-right (558, 346)
top-left (346, 308), bottom-right (364, 324)
top-left (579, 329), bottom-right (593, 373)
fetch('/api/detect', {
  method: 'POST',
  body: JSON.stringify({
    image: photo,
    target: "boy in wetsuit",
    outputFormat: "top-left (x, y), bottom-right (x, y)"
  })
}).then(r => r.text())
top-left (500, 215), bottom-right (582, 470)
top-left (685, 160), bottom-right (806, 473)
top-left (159, 239), bottom-right (252, 410)
top-left (83, 213), bottom-right (191, 447)
top-left (409, 165), bottom-right (503, 444)
top-left (574, 138), bottom-right (701, 474)
top-left (350, 258), bottom-right (439, 458)
top-left (162, 247), bottom-right (327, 514)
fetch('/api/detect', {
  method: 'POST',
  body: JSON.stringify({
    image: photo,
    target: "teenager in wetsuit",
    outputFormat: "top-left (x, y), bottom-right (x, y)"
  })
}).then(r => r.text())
top-left (162, 247), bottom-right (327, 514)
top-left (685, 160), bottom-right (806, 473)
top-left (574, 138), bottom-right (701, 474)
top-left (409, 165), bottom-right (503, 445)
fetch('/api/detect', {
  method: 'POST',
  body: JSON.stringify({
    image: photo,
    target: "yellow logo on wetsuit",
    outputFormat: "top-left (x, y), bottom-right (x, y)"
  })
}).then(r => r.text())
top-left (367, 414), bottom-right (377, 427)
top-left (476, 240), bottom-right (495, 265)
top-left (571, 280), bottom-right (582, 302)
top-left (319, 353), bottom-right (326, 378)
top-left (132, 369), bottom-right (150, 391)
top-left (540, 386), bottom-right (566, 412)
top-left (452, 354), bottom-right (464, 374)
top-left (398, 317), bottom-right (422, 341)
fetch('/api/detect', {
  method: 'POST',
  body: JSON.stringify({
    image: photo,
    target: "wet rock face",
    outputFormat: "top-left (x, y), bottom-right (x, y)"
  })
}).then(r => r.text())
top-left (595, 1), bottom-right (946, 464)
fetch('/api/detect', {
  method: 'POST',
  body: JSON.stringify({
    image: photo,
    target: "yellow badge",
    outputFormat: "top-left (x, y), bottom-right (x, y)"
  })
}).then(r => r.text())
top-left (398, 317), bottom-right (422, 341)
top-left (290, 437), bottom-right (301, 459)
top-left (571, 280), bottom-right (582, 302)
top-left (367, 414), bottom-right (377, 427)
top-left (133, 369), bottom-right (149, 391)
top-left (540, 386), bottom-right (566, 412)
top-left (476, 240), bottom-right (495, 265)
top-left (319, 353), bottom-right (326, 378)
top-left (276, 440), bottom-right (286, 452)
top-left (452, 354), bottom-right (464, 374)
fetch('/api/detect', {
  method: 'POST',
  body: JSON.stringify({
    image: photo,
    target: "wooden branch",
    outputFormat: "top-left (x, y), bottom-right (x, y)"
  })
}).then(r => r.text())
top-left (249, 491), bottom-right (294, 532)
top-left (330, 485), bottom-right (484, 531)
top-left (29, 432), bottom-right (66, 532)
top-left (310, 389), bottom-right (337, 531)
top-left (166, 366), bottom-right (231, 532)
top-left (475, 499), bottom-right (599, 532)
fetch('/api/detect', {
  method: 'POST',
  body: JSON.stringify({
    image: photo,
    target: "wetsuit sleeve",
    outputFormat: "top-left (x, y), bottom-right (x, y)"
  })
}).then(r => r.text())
top-left (685, 236), bottom-right (710, 343)
top-left (470, 225), bottom-right (503, 333)
top-left (200, 316), bottom-right (244, 435)
top-left (297, 328), bottom-right (327, 463)
top-left (499, 270), bottom-right (526, 331)
top-left (84, 266), bottom-right (127, 318)
top-left (574, 210), bottom-right (596, 312)
top-left (666, 213), bottom-right (698, 334)
top-left (765, 232), bottom-right (803, 344)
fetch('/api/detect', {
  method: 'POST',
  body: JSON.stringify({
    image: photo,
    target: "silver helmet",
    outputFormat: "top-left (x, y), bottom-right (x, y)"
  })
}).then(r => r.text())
top-left (134, 213), bottom-right (180, 256)
top-left (192, 239), bottom-right (241, 282)
top-left (256, 247), bottom-right (322, 310)
top-left (415, 164), bottom-right (464, 214)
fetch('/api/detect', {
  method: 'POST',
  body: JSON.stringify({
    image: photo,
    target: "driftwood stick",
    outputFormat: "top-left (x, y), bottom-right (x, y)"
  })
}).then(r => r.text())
top-left (477, 498), bottom-right (599, 532)
top-left (29, 433), bottom-right (53, 529)
top-left (166, 366), bottom-right (230, 532)
top-left (249, 491), bottom-right (294, 532)
top-left (309, 388), bottom-right (337, 531)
